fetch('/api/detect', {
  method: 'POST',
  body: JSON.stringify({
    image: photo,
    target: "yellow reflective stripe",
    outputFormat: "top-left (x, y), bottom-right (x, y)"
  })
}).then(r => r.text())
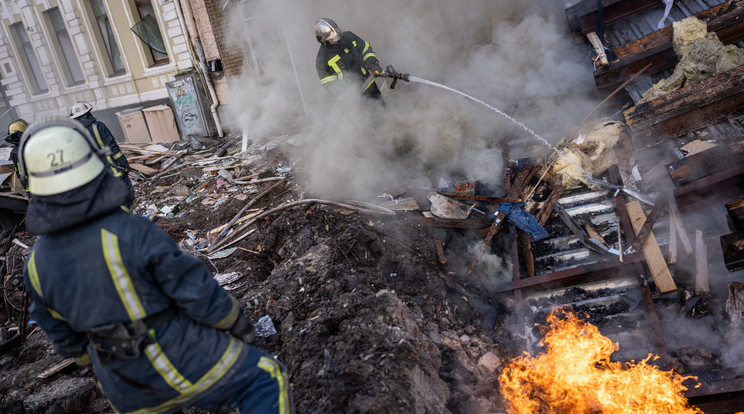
top-left (211, 295), bottom-right (239, 330)
top-left (126, 338), bottom-right (243, 414)
top-left (320, 75), bottom-right (338, 85)
top-left (27, 251), bottom-right (43, 298)
top-left (327, 55), bottom-right (342, 80)
top-left (48, 308), bottom-right (67, 321)
top-left (258, 356), bottom-right (290, 414)
top-left (112, 152), bottom-right (123, 160)
top-left (92, 124), bottom-right (123, 177)
top-left (144, 341), bottom-right (193, 393)
top-left (362, 41), bottom-right (370, 54)
top-left (363, 52), bottom-right (377, 61)
top-left (101, 229), bottom-right (146, 321)
top-left (120, 205), bottom-right (132, 213)
top-left (75, 353), bottom-right (92, 366)
top-left (351, 40), bottom-right (357, 48)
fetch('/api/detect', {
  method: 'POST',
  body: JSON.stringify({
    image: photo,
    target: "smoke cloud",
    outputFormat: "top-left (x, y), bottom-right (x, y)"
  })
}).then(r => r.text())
top-left (224, 0), bottom-right (598, 199)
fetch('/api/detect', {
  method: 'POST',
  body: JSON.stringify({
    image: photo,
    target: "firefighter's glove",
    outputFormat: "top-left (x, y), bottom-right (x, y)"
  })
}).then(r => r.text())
top-left (231, 314), bottom-right (256, 344)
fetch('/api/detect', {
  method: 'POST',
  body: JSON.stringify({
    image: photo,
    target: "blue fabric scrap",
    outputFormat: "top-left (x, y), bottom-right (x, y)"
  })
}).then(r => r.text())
top-left (489, 202), bottom-right (550, 241)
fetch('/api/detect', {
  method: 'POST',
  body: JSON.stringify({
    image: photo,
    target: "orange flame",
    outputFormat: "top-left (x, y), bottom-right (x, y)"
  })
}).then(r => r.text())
top-left (499, 311), bottom-right (701, 414)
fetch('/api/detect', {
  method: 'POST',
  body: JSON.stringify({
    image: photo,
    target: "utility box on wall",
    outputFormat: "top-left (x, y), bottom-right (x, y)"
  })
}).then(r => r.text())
top-left (143, 105), bottom-right (180, 143)
top-left (166, 69), bottom-right (216, 140)
top-left (116, 108), bottom-right (151, 143)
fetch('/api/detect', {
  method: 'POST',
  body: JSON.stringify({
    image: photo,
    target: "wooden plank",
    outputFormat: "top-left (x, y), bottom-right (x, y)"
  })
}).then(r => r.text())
top-left (517, 230), bottom-right (535, 278)
top-left (37, 358), bottom-right (76, 379)
top-left (433, 237), bottom-right (447, 265)
top-left (668, 196), bottom-right (694, 254)
top-left (585, 222), bottom-right (607, 245)
top-left (721, 230), bottom-right (744, 272)
top-left (564, 0), bottom-right (657, 33)
top-left (129, 163), bottom-right (159, 175)
top-left (665, 143), bottom-right (742, 186)
top-left (501, 253), bottom-right (645, 292)
top-left (695, 229), bottom-right (709, 293)
top-left (623, 65), bottom-right (744, 148)
top-left (726, 198), bottom-right (744, 230)
top-left (626, 200), bottom-right (677, 293)
top-left (535, 175), bottom-right (564, 226)
top-left (594, 0), bottom-right (744, 91)
top-left (626, 195), bottom-right (668, 253)
top-left (586, 32), bottom-right (609, 66)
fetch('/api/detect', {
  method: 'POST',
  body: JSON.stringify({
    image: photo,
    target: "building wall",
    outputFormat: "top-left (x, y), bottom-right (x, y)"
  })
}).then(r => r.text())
top-left (0, 0), bottom-right (191, 127)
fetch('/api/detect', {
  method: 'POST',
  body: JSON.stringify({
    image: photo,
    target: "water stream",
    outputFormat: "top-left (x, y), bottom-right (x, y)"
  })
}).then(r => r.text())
top-left (408, 76), bottom-right (557, 153)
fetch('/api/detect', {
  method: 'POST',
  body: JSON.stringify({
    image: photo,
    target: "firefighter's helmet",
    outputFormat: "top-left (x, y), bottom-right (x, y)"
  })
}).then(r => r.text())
top-left (69, 101), bottom-right (93, 119)
top-left (315, 18), bottom-right (342, 44)
top-left (19, 118), bottom-right (105, 196)
top-left (8, 119), bottom-right (28, 135)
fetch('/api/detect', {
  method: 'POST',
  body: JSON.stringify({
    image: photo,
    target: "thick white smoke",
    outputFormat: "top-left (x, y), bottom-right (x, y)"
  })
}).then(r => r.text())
top-left (223, 0), bottom-right (598, 199)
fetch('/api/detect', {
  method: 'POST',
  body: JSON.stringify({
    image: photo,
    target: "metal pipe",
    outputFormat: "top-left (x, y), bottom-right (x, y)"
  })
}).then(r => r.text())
top-left (175, 0), bottom-right (224, 138)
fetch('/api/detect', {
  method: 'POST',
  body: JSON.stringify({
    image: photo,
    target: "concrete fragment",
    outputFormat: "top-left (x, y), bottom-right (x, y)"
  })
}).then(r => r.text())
top-left (477, 351), bottom-right (503, 374)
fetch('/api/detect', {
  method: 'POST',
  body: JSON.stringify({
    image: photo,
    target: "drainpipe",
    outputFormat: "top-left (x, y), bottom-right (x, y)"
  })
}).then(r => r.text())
top-left (174, 0), bottom-right (224, 138)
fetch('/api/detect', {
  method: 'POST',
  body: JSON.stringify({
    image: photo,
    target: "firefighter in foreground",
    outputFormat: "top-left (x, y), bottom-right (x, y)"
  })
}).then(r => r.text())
top-left (21, 118), bottom-right (293, 414)
top-left (69, 101), bottom-right (135, 212)
top-left (315, 18), bottom-right (386, 100)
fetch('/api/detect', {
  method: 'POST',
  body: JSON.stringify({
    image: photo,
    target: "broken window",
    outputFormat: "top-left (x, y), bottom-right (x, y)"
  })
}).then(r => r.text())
top-left (90, 0), bottom-right (125, 75)
top-left (131, 0), bottom-right (169, 66)
top-left (10, 23), bottom-right (48, 94)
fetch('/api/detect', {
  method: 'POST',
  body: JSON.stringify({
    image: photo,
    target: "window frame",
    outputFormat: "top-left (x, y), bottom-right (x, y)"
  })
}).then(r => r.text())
top-left (90, 0), bottom-right (126, 76)
top-left (44, 7), bottom-right (86, 87)
top-left (133, 0), bottom-right (169, 67)
top-left (9, 22), bottom-right (48, 95)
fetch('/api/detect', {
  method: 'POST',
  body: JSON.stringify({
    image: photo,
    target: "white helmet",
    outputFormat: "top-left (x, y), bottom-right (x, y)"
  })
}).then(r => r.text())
top-left (19, 118), bottom-right (105, 196)
top-left (69, 101), bottom-right (93, 119)
top-left (315, 18), bottom-right (342, 44)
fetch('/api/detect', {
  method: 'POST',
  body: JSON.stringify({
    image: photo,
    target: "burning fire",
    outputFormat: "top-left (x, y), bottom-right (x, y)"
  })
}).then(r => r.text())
top-left (499, 311), bottom-right (701, 413)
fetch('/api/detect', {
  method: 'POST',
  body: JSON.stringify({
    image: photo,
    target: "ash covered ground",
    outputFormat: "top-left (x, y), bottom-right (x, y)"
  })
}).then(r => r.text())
top-left (0, 139), bottom-right (517, 413)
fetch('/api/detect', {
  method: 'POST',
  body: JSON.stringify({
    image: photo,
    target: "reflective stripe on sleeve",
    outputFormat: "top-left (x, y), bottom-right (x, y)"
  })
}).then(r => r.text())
top-left (363, 52), bottom-right (377, 61)
top-left (101, 229), bottom-right (146, 321)
top-left (258, 356), bottom-right (291, 414)
top-left (92, 124), bottom-right (124, 177)
top-left (320, 75), bottom-right (338, 85)
top-left (211, 295), bottom-right (239, 330)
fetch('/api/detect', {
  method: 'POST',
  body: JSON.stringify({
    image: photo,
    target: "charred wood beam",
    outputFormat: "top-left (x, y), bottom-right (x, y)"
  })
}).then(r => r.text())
top-left (595, 0), bottom-right (744, 91)
top-left (564, 0), bottom-right (658, 34)
top-left (637, 267), bottom-right (673, 369)
top-left (577, 0), bottom-right (661, 35)
top-left (517, 230), bottom-right (535, 278)
top-left (665, 144), bottom-right (740, 187)
top-left (624, 65), bottom-right (744, 148)
top-left (673, 164), bottom-right (744, 199)
top-left (726, 198), bottom-right (744, 231)
top-left (499, 253), bottom-right (645, 292)
top-left (721, 230), bottom-right (744, 272)
top-left (535, 176), bottom-right (564, 227)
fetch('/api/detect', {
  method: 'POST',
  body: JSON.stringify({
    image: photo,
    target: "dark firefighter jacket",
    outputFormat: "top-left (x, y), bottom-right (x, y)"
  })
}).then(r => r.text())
top-left (78, 113), bottom-right (131, 180)
top-left (316, 31), bottom-right (382, 98)
top-left (23, 171), bottom-right (249, 414)
top-left (4, 131), bottom-right (25, 189)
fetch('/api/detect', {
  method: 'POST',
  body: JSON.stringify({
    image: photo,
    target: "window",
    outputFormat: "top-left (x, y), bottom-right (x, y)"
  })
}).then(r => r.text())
top-left (46, 8), bottom-right (85, 86)
top-left (132, 0), bottom-right (168, 66)
top-left (90, 0), bottom-right (125, 75)
top-left (10, 23), bottom-right (48, 94)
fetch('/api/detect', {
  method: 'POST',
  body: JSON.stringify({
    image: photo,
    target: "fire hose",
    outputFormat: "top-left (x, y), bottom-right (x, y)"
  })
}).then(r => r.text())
top-left (362, 65), bottom-right (410, 93)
